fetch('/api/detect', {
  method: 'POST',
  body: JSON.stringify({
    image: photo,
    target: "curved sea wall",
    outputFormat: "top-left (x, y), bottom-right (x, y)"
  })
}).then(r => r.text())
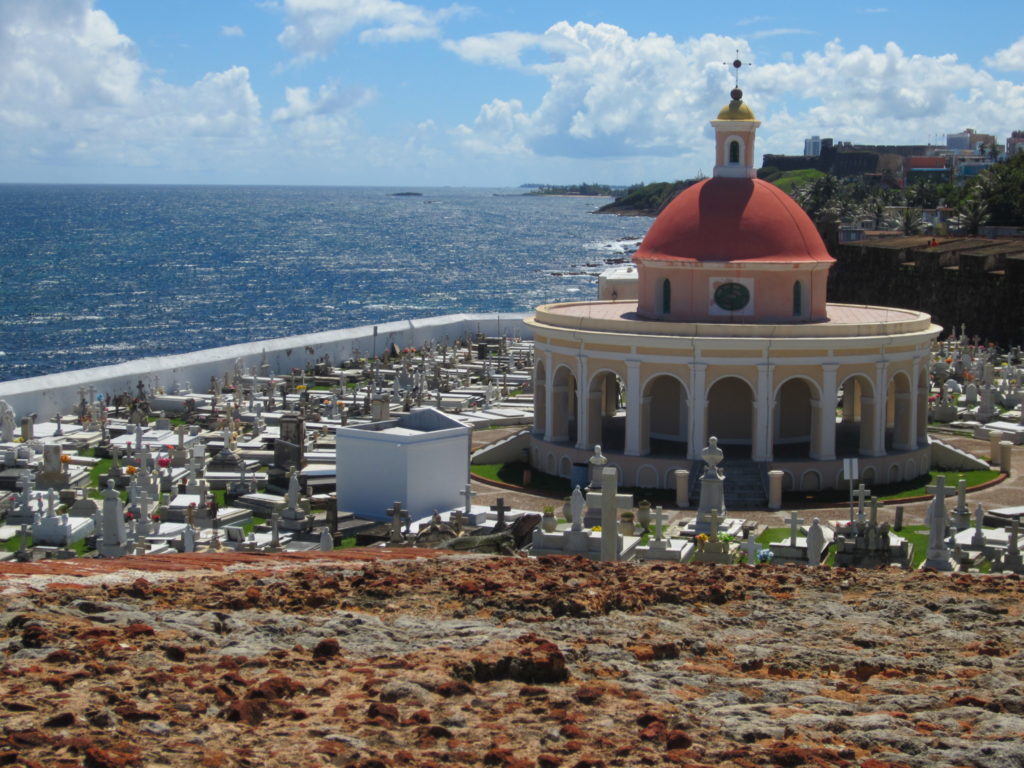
top-left (0, 312), bottom-right (531, 421)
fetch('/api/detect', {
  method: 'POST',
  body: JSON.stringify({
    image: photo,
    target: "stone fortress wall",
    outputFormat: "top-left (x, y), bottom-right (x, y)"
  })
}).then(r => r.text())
top-left (829, 236), bottom-right (1024, 344)
top-left (0, 312), bottom-right (531, 421)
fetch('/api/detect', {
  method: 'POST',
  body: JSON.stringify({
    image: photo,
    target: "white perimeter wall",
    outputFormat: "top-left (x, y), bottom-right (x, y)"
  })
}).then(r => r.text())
top-left (0, 313), bottom-right (531, 421)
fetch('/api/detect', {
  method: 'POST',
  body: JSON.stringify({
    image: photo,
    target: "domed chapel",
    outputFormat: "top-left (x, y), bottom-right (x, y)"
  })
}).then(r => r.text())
top-left (527, 86), bottom-right (942, 497)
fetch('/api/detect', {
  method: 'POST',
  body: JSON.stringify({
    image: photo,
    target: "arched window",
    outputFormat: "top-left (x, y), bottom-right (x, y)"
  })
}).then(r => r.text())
top-left (729, 140), bottom-right (740, 164)
top-left (793, 280), bottom-right (803, 316)
top-left (661, 278), bottom-right (671, 315)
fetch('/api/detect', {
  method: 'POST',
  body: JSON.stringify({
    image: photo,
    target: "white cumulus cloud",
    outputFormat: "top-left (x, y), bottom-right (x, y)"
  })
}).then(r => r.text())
top-left (0, 0), bottom-right (266, 173)
top-left (446, 22), bottom-right (1024, 168)
top-left (985, 37), bottom-right (1024, 71)
top-left (278, 0), bottom-right (471, 61)
top-left (222, 25), bottom-right (245, 37)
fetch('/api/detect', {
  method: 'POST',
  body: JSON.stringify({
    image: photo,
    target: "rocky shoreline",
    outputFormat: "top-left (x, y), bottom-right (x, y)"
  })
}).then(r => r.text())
top-left (0, 553), bottom-right (1021, 767)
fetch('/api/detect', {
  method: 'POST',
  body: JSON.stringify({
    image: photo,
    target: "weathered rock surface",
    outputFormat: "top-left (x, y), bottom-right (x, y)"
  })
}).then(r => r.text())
top-left (0, 553), bottom-right (1022, 767)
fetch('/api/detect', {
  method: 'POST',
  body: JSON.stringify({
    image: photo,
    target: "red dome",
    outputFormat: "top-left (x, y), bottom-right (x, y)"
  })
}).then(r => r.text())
top-left (634, 178), bottom-right (833, 263)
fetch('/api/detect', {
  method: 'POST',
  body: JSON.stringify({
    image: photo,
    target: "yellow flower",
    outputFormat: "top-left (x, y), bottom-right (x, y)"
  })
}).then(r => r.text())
top-left (695, 533), bottom-right (709, 543)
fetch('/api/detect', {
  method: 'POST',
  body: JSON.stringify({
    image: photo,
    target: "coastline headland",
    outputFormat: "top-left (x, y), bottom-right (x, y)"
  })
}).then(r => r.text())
top-left (0, 312), bottom-right (531, 420)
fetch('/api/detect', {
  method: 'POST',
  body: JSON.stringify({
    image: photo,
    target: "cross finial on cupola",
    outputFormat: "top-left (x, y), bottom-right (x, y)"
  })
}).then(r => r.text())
top-left (711, 51), bottom-right (760, 179)
top-left (723, 49), bottom-right (751, 91)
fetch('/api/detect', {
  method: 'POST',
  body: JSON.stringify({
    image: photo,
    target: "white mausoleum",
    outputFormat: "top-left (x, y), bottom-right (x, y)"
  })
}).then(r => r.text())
top-left (336, 407), bottom-right (471, 520)
top-left (527, 87), bottom-right (942, 493)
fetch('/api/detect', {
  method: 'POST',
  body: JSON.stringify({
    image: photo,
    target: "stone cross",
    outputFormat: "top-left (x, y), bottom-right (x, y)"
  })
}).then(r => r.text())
top-left (785, 510), bottom-right (802, 546)
top-left (490, 497), bottom-right (510, 532)
top-left (851, 484), bottom-right (870, 524)
top-left (743, 534), bottom-right (759, 565)
top-left (459, 484), bottom-right (476, 518)
top-left (570, 486), bottom-right (585, 532)
top-left (926, 476), bottom-right (947, 518)
top-left (596, 467), bottom-right (631, 562)
top-left (388, 502), bottom-right (409, 543)
top-left (653, 505), bottom-right (665, 541)
top-left (869, 497), bottom-right (879, 528)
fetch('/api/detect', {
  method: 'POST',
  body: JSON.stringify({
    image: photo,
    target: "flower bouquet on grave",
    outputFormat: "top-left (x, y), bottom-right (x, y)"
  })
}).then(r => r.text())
top-left (158, 456), bottom-right (171, 469)
top-left (756, 548), bottom-right (774, 564)
top-left (124, 511), bottom-right (135, 522)
top-left (126, 465), bottom-right (138, 475)
top-left (695, 532), bottom-right (709, 551)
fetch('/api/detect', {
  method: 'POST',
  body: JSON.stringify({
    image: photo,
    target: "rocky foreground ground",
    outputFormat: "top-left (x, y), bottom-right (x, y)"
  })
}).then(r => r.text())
top-left (0, 552), bottom-right (1022, 768)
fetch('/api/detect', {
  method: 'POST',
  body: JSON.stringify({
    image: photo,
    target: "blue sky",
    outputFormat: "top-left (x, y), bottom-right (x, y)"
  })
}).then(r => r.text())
top-left (1, 0), bottom-right (1022, 186)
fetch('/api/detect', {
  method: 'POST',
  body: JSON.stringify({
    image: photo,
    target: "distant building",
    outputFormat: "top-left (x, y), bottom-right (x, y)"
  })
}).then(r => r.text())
top-left (1007, 131), bottom-right (1024, 156)
top-left (904, 156), bottom-right (949, 185)
top-left (947, 129), bottom-right (997, 152)
top-left (804, 136), bottom-right (822, 157)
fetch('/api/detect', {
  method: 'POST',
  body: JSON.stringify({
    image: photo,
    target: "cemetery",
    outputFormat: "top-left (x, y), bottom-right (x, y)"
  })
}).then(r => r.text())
top-left (1, 85), bottom-right (1020, 575)
top-left (1, 87), bottom-right (1024, 768)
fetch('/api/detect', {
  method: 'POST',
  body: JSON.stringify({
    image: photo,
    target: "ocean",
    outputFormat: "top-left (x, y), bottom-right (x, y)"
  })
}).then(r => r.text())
top-left (0, 185), bottom-right (650, 382)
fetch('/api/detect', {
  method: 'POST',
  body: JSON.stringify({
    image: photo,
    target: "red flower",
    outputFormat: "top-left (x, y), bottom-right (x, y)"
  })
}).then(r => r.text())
top-left (157, 457), bottom-right (171, 468)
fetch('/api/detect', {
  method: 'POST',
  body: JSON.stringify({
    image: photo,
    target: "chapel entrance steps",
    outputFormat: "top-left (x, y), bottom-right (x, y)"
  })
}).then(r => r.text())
top-left (687, 459), bottom-right (768, 510)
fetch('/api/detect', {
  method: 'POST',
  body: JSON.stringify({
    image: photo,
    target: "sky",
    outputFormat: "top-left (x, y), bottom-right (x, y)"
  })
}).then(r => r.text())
top-left (1, 0), bottom-right (1023, 187)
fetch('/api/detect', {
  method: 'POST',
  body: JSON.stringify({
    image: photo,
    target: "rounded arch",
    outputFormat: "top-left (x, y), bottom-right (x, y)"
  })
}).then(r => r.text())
top-left (837, 373), bottom-right (876, 458)
top-left (642, 372), bottom-right (689, 457)
top-left (774, 376), bottom-right (820, 459)
top-left (707, 375), bottom-right (755, 449)
top-left (887, 370), bottom-right (915, 451)
top-left (584, 368), bottom-right (626, 452)
top-left (660, 278), bottom-right (672, 315)
top-left (665, 466), bottom-right (685, 489)
top-left (635, 464), bottom-right (659, 489)
top-left (550, 365), bottom-right (578, 444)
top-left (861, 466), bottom-right (876, 486)
top-left (800, 470), bottom-right (821, 492)
top-left (558, 456), bottom-right (572, 478)
top-left (546, 453), bottom-right (556, 475)
top-left (888, 463), bottom-right (900, 484)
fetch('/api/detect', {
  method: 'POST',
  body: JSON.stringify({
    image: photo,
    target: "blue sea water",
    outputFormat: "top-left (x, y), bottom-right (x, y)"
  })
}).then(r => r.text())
top-left (0, 185), bottom-right (650, 382)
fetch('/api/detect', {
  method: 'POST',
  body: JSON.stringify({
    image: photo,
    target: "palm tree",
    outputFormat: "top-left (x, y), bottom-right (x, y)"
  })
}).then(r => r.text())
top-left (899, 207), bottom-right (924, 235)
top-left (952, 197), bottom-right (990, 235)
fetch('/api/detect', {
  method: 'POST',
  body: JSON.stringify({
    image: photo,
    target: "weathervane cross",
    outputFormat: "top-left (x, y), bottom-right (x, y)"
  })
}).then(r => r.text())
top-left (723, 49), bottom-right (751, 88)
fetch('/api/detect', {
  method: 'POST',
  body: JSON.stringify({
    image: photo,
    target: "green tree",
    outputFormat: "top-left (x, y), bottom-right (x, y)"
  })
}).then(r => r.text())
top-left (976, 153), bottom-right (1024, 226)
top-left (952, 196), bottom-right (990, 235)
top-left (899, 207), bottom-right (924, 235)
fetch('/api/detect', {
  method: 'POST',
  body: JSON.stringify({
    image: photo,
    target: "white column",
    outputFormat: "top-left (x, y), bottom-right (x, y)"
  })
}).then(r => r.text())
top-left (873, 361), bottom-right (888, 456)
top-left (575, 356), bottom-right (589, 450)
top-left (908, 358), bottom-right (920, 449)
top-left (624, 360), bottom-right (642, 456)
top-left (687, 363), bottom-right (707, 460)
top-left (813, 363), bottom-right (838, 460)
top-left (913, 360), bottom-right (929, 444)
top-left (753, 363), bottom-right (774, 462)
top-left (537, 351), bottom-right (552, 438)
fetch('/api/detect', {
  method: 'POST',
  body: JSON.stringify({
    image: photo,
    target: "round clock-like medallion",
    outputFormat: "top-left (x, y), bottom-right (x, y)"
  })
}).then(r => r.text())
top-left (713, 282), bottom-right (750, 311)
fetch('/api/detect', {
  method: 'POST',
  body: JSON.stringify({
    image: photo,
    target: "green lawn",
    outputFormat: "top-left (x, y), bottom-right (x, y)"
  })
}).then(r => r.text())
top-left (784, 468), bottom-right (1000, 506)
